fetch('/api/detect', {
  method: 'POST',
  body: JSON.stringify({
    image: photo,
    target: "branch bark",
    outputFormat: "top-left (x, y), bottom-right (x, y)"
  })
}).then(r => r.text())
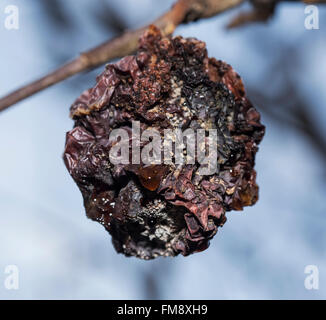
top-left (0, 0), bottom-right (324, 112)
top-left (0, 0), bottom-right (243, 112)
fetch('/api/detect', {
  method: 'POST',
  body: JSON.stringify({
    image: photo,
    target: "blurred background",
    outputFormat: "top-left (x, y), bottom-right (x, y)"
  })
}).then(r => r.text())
top-left (0, 0), bottom-right (325, 299)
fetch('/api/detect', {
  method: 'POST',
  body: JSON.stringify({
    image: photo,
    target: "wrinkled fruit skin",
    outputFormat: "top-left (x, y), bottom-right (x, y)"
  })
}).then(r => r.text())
top-left (63, 26), bottom-right (265, 259)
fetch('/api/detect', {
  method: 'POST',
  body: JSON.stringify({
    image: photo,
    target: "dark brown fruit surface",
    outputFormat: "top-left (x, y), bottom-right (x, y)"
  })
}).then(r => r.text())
top-left (63, 25), bottom-right (265, 259)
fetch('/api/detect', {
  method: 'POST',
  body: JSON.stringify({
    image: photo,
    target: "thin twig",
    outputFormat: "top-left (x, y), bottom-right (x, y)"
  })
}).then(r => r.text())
top-left (0, 0), bottom-right (243, 112)
top-left (0, 0), bottom-right (324, 112)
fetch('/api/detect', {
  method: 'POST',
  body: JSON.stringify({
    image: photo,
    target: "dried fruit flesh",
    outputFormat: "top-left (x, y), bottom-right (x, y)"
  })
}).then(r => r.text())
top-left (64, 26), bottom-right (265, 259)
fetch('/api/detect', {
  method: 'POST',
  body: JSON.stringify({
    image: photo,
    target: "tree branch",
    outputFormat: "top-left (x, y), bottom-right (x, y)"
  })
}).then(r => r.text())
top-left (0, 0), bottom-right (244, 112)
top-left (0, 0), bottom-right (324, 112)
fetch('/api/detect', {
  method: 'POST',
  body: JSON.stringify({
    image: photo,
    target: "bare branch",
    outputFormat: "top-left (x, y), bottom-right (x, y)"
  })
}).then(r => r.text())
top-left (227, 0), bottom-right (276, 28)
top-left (0, 0), bottom-right (244, 112)
top-left (0, 0), bottom-right (324, 112)
top-left (228, 0), bottom-right (326, 28)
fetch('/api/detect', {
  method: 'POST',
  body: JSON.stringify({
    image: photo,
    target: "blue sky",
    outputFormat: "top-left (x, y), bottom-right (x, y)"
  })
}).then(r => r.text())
top-left (0, 0), bottom-right (325, 299)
